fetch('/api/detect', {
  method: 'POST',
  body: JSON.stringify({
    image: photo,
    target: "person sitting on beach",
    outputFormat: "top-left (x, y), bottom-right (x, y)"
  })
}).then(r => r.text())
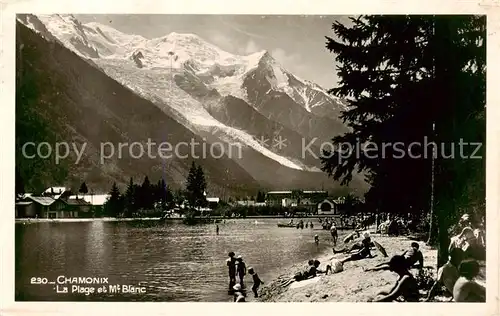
top-left (281, 260), bottom-right (317, 287)
top-left (403, 242), bottom-right (424, 269)
top-left (449, 227), bottom-right (484, 261)
top-left (314, 259), bottom-right (332, 275)
top-left (372, 255), bottom-right (420, 302)
top-left (364, 242), bottom-right (423, 272)
top-left (342, 230), bottom-right (361, 244)
top-left (425, 247), bottom-right (464, 302)
top-left (233, 284), bottom-right (246, 302)
top-left (248, 267), bottom-right (264, 298)
top-left (452, 259), bottom-right (486, 302)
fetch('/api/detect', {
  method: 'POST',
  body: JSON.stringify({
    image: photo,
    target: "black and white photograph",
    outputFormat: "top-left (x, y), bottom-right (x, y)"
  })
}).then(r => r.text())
top-left (2, 2), bottom-right (497, 311)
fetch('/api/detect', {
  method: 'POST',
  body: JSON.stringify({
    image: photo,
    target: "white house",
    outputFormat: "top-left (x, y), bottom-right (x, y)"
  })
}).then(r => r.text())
top-left (317, 199), bottom-right (339, 215)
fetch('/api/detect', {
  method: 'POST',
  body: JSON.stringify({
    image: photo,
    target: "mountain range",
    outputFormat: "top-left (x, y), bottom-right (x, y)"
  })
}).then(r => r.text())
top-left (16, 14), bottom-right (367, 196)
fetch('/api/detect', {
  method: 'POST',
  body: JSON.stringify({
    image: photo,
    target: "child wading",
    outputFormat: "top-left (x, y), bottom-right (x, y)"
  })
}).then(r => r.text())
top-left (248, 267), bottom-right (264, 298)
top-left (236, 255), bottom-right (247, 288)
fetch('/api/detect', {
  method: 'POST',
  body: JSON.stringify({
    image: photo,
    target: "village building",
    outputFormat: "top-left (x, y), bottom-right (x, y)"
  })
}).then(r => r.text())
top-left (265, 191), bottom-right (293, 206)
top-left (15, 186), bottom-right (110, 219)
top-left (317, 197), bottom-right (345, 215)
top-left (206, 197), bottom-right (220, 210)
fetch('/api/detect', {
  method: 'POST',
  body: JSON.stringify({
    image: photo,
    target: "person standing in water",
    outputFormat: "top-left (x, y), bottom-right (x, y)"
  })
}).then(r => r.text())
top-left (216, 224), bottom-right (219, 235)
top-left (236, 255), bottom-right (247, 288)
top-left (330, 223), bottom-right (338, 246)
top-left (226, 252), bottom-right (237, 294)
top-left (314, 234), bottom-right (319, 246)
top-left (248, 267), bottom-right (264, 298)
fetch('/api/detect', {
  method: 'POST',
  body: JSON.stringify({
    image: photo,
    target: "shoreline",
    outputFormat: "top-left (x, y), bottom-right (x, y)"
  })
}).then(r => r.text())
top-left (258, 234), bottom-right (440, 302)
top-left (15, 215), bottom-right (349, 223)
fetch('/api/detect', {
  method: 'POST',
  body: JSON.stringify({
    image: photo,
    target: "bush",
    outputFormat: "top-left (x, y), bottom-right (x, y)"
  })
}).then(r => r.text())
top-left (415, 267), bottom-right (435, 291)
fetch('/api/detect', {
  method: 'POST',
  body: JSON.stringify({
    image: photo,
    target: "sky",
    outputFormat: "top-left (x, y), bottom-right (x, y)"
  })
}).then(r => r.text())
top-left (75, 15), bottom-right (351, 89)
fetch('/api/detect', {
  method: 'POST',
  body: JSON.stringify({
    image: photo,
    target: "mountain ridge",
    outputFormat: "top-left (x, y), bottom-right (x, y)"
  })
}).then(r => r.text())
top-left (16, 15), bottom-right (368, 194)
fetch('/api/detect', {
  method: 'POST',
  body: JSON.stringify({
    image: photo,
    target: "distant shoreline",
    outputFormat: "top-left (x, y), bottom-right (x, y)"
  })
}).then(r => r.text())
top-left (15, 214), bottom-right (344, 223)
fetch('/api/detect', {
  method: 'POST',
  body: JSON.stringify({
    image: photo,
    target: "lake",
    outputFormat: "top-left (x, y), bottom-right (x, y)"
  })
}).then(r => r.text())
top-left (15, 218), bottom-right (338, 302)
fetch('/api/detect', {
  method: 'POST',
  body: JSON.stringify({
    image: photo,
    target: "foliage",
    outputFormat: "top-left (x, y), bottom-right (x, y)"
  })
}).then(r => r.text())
top-left (185, 162), bottom-right (207, 209)
top-left (415, 267), bottom-right (436, 292)
top-left (323, 15), bottom-right (485, 266)
top-left (79, 182), bottom-right (88, 194)
top-left (16, 26), bottom-right (70, 192)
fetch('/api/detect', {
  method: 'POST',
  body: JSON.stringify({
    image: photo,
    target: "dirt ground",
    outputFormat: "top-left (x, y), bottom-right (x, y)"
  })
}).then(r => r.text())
top-left (258, 234), bottom-right (440, 302)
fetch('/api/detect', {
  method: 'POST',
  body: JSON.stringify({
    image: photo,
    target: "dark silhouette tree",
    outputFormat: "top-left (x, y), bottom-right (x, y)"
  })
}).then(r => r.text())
top-left (104, 182), bottom-right (123, 217)
top-left (124, 177), bottom-right (137, 217)
top-left (15, 168), bottom-right (25, 197)
top-left (140, 175), bottom-right (154, 210)
top-left (79, 182), bottom-right (88, 195)
top-left (185, 162), bottom-right (207, 209)
top-left (323, 15), bottom-right (485, 267)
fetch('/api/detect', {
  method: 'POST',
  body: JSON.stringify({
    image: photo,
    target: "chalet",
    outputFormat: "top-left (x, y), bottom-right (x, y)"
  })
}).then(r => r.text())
top-left (42, 186), bottom-right (70, 199)
top-left (206, 197), bottom-right (220, 210)
top-left (317, 198), bottom-right (345, 215)
top-left (265, 191), bottom-right (293, 206)
top-left (68, 194), bottom-right (110, 215)
top-left (236, 200), bottom-right (256, 207)
top-left (63, 198), bottom-right (92, 218)
top-left (26, 196), bottom-right (66, 218)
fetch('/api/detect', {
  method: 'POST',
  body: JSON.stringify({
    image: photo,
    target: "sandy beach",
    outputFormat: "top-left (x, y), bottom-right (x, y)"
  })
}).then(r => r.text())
top-left (258, 234), bottom-right (439, 302)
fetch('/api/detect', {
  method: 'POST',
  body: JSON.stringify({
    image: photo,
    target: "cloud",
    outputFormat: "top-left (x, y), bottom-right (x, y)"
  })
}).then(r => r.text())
top-left (270, 48), bottom-right (308, 74)
top-left (208, 32), bottom-right (262, 56)
top-left (241, 40), bottom-right (260, 54)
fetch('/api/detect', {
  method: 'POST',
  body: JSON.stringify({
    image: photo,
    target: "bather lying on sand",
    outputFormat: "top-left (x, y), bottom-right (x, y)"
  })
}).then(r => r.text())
top-left (332, 233), bottom-right (375, 264)
top-left (364, 242), bottom-right (424, 272)
top-left (279, 259), bottom-right (334, 287)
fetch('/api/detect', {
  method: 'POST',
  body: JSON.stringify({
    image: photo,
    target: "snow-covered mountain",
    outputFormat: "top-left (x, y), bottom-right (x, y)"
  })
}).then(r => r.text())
top-left (17, 14), bottom-right (359, 190)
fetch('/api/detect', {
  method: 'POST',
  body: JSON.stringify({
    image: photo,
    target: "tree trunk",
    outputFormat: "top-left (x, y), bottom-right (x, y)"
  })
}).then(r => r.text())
top-left (427, 207), bottom-right (438, 245)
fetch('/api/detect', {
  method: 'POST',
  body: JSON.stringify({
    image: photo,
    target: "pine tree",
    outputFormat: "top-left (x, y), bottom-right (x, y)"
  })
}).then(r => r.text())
top-left (141, 176), bottom-right (154, 210)
top-left (15, 168), bottom-right (25, 197)
top-left (323, 15), bottom-right (485, 267)
top-left (124, 177), bottom-right (137, 217)
top-left (195, 165), bottom-right (208, 208)
top-left (104, 182), bottom-right (123, 217)
top-left (79, 182), bottom-right (88, 194)
top-left (185, 162), bottom-right (207, 209)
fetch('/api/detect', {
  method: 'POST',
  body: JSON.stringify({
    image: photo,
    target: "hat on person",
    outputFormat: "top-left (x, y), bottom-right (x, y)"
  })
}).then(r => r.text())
top-left (461, 214), bottom-right (470, 221)
top-left (236, 255), bottom-right (242, 260)
top-left (233, 284), bottom-right (242, 291)
top-left (248, 267), bottom-right (254, 274)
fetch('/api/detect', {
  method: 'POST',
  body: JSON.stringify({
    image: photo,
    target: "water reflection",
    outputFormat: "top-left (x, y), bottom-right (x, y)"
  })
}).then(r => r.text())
top-left (16, 219), bottom-right (335, 301)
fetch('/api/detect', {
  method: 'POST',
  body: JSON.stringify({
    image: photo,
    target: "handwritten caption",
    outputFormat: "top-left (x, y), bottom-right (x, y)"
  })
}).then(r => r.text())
top-left (30, 276), bottom-right (146, 296)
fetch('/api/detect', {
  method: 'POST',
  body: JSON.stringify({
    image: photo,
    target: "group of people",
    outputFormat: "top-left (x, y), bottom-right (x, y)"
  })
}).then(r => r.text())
top-left (423, 214), bottom-right (486, 302)
top-left (364, 213), bottom-right (486, 302)
top-left (226, 252), bottom-right (264, 302)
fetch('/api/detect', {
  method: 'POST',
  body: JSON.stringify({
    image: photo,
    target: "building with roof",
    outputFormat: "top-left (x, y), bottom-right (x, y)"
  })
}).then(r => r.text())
top-left (63, 198), bottom-right (92, 217)
top-left (317, 198), bottom-right (342, 215)
top-left (206, 197), bottom-right (220, 210)
top-left (42, 186), bottom-right (70, 200)
top-left (25, 196), bottom-right (66, 218)
top-left (68, 194), bottom-right (110, 206)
